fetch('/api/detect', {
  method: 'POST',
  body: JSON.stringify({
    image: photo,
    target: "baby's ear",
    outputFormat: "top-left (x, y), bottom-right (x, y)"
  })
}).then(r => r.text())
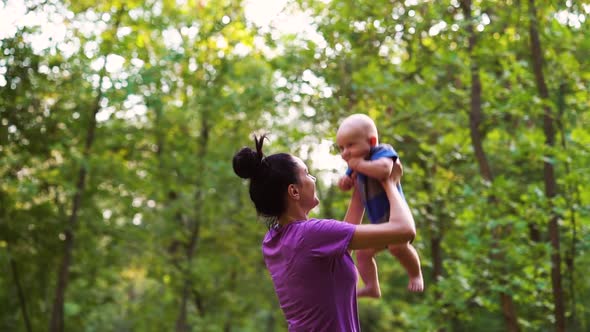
top-left (369, 136), bottom-right (377, 147)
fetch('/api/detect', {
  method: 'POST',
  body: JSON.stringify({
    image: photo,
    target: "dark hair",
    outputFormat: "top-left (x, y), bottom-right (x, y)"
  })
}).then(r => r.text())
top-left (233, 135), bottom-right (299, 226)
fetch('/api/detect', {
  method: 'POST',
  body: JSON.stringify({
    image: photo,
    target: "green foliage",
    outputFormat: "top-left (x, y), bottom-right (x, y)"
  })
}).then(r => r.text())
top-left (1, 0), bottom-right (588, 331)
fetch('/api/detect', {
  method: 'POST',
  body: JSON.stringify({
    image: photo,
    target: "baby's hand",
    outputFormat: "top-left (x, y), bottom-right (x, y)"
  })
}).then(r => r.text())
top-left (338, 174), bottom-right (354, 191)
top-left (347, 157), bottom-right (363, 171)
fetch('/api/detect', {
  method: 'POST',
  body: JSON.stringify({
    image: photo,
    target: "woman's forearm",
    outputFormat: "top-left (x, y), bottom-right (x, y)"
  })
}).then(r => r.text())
top-left (382, 178), bottom-right (416, 234)
top-left (343, 185), bottom-right (364, 225)
top-left (348, 179), bottom-right (415, 250)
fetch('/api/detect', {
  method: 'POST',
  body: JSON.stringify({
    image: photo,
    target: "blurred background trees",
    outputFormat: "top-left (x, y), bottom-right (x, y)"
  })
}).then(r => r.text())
top-left (1, 0), bottom-right (588, 331)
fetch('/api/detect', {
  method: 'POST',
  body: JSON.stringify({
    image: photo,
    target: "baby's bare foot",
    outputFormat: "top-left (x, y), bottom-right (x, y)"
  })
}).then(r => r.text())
top-left (407, 275), bottom-right (424, 292)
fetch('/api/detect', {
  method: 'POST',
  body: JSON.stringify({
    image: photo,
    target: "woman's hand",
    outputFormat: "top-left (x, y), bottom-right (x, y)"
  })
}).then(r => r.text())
top-left (390, 158), bottom-right (403, 184)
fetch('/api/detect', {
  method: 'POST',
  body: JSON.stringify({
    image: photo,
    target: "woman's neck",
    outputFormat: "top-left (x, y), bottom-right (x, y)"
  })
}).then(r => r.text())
top-left (279, 208), bottom-right (308, 226)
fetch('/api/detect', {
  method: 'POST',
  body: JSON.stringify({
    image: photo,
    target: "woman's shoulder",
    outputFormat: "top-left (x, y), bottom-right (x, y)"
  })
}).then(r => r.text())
top-left (300, 219), bottom-right (356, 255)
top-left (271, 219), bottom-right (354, 240)
top-left (303, 218), bottom-right (355, 232)
top-left (305, 218), bottom-right (339, 226)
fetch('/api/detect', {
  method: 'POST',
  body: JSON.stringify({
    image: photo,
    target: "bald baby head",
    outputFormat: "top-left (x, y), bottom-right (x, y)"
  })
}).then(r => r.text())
top-left (337, 114), bottom-right (379, 142)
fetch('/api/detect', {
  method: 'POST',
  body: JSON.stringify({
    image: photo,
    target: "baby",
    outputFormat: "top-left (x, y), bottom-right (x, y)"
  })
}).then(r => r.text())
top-left (336, 113), bottom-right (424, 296)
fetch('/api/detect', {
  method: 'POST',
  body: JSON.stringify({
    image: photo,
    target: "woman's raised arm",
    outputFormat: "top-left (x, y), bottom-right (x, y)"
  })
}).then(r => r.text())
top-left (343, 181), bottom-right (364, 226)
top-left (348, 160), bottom-right (415, 250)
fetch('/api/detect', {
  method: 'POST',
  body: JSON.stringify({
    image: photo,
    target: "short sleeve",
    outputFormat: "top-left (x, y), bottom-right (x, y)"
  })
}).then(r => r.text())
top-left (370, 144), bottom-right (398, 161)
top-left (303, 219), bottom-right (356, 257)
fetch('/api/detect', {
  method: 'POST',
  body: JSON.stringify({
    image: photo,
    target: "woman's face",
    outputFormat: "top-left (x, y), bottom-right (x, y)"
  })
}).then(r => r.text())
top-left (292, 156), bottom-right (320, 211)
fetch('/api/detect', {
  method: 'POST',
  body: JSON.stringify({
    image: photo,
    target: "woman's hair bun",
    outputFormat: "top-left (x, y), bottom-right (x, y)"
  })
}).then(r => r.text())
top-left (233, 147), bottom-right (261, 179)
top-left (233, 134), bottom-right (267, 179)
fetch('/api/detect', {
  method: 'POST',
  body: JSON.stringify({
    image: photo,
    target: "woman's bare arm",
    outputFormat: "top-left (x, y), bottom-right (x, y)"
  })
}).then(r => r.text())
top-left (348, 160), bottom-right (415, 250)
top-left (343, 181), bottom-right (364, 226)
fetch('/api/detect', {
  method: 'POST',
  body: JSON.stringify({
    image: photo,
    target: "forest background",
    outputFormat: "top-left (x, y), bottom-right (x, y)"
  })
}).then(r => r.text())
top-left (1, 0), bottom-right (589, 331)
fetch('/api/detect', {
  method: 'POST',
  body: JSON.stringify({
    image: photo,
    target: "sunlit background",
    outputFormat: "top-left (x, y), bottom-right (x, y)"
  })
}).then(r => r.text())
top-left (0, 0), bottom-right (347, 183)
top-left (1, 0), bottom-right (589, 331)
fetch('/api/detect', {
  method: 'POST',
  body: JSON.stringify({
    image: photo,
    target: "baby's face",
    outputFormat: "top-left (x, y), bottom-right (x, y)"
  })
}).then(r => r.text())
top-left (335, 126), bottom-right (372, 162)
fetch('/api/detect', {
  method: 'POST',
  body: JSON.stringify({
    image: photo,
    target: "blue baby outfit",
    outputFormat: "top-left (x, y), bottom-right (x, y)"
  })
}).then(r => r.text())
top-left (346, 144), bottom-right (405, 224)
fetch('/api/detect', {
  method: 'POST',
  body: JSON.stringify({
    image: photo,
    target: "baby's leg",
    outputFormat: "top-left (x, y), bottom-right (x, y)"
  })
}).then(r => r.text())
top-left (355, 248), bottom-right (381, 298)
top-left (388, 243), bottom-right (424, 292)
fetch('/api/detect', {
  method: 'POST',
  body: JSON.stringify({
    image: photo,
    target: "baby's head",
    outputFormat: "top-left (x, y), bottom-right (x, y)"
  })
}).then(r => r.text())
top-left (335, 114), bottom-right (378, 162)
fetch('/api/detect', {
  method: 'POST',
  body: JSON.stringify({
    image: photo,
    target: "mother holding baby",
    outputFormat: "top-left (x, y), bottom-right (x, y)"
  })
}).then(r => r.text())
top-left (232, 132), bottom-right (415, 331)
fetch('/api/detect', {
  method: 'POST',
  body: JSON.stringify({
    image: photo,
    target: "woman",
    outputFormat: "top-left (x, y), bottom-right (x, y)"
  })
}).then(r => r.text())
top-left (232, 135), bottom-right (415, 331)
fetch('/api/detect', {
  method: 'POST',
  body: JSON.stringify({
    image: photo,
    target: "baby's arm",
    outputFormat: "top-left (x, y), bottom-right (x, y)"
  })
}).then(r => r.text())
top-left (347, 156), bottom-right (394, 182)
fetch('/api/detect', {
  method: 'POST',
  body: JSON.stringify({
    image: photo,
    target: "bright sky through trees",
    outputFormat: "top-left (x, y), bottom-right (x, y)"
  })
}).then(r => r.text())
top-left (0, 0), bottom-right (346, 181)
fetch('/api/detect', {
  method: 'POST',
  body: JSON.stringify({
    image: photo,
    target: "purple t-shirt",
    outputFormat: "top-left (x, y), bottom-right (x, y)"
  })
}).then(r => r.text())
top-left (262, 219), bottom-right (359, 332)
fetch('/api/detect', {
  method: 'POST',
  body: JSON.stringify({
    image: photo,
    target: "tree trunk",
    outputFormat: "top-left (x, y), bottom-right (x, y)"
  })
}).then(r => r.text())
top-left (175, 282), bottom-right (190, 332)
top-left (150, 98), bottom-right (191, 332)
top-left (527, 1), bottom-right (565, 330)
top-left (223, 270), bottom-right (238, 332)
top-left (431, 235), bottom-right (442, 282)
top-left (557, 82), bottom-right (578, 326)
top-left (49, 88), bottom-right (101, 332)
top-left (175, 116), bottom-right (209, 332)
top-left (421, 160), bottom-right (443, 283)
top-left (10, 257), bottom-right (32, 332)
top-left (49, 10), bottom-right (122, 331)
top-left (461, 1), bottom-right (520, 331)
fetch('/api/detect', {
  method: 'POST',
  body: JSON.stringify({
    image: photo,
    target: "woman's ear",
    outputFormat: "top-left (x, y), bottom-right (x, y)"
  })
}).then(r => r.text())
top-left (288, 184), bottom-right (300, 200)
